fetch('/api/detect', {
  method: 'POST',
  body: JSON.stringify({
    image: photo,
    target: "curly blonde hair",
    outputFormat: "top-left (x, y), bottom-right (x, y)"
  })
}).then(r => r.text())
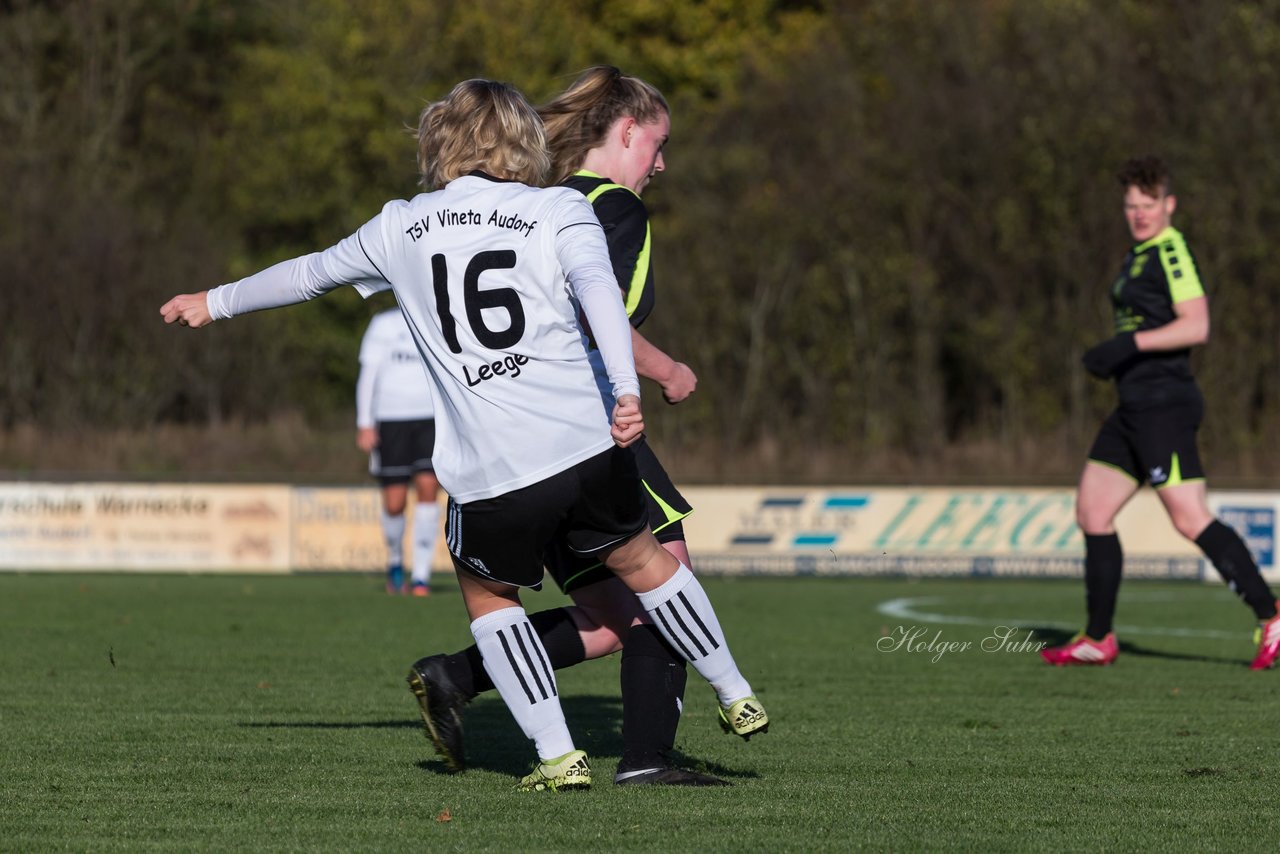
top-left (417, 80), bottom-right (550, 190)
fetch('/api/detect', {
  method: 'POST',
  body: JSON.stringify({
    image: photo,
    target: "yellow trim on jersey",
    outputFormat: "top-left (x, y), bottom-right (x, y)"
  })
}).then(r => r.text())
top-left (1136, 227), bottom-right (1204, 304)
top-left (624, 225), bottom-right (651, 317)
top-left (579, 173), bottom-right (651, 319)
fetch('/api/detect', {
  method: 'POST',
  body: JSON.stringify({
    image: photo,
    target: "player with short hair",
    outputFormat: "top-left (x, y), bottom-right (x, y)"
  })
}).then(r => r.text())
top-left (1042, 155), bottom-right (1280, 669)
top-left (356, 307), bottom-right (439, 596)
top-left (407, 67), bottom-right (756, 789)
top-left (160, 78), bottom-right (768, 791)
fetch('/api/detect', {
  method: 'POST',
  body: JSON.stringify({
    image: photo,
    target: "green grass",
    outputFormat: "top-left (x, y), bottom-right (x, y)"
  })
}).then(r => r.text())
top-left (2, 573), bottom-right (1279, 851)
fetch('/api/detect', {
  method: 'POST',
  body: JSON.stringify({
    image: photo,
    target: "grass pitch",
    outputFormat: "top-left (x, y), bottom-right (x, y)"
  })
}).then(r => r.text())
top-left (2, 573), bottom-right (1279, 851)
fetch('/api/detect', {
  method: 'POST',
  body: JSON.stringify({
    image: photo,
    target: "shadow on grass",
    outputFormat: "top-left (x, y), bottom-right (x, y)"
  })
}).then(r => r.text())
top-left (242, 694), bottom-right (760, 780)
top-left (241, 720), bottom-right (420, 729)
top-left (1116, 640), bottom-right (1248, 667)
top-left (1019, 625), bottom-right (1247, 667)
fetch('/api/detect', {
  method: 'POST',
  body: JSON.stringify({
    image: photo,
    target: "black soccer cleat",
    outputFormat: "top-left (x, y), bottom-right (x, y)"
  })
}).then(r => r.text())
top-left (406, 654), bottom-right (468, 772)
top-left (614, 764), bottom-right (731, 786)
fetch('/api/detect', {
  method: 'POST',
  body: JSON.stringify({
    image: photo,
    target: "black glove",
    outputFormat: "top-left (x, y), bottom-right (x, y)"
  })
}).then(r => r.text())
top-left (1082, 333), bottom-right (1138, 379)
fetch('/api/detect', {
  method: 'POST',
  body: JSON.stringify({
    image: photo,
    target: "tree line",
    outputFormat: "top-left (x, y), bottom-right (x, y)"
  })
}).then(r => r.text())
top-left (4, 0), bottom-right (1280, 483)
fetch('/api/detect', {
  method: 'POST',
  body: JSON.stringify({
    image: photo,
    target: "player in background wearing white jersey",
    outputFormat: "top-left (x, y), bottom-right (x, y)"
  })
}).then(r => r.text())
top-left (160, 79), bottom-right (769, 792)
top-left (356, 307), bottom-right (440, 596)
top-left (408, 67), bottom-right (754, 788)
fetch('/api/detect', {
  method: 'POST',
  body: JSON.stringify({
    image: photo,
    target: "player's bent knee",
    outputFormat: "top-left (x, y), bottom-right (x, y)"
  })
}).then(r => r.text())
top-left (1076, 503), bottom-right (1119, 536)
top-left (563, 604), bottom-right (628, 658)
top-left (578, 624), bottom-right (625, 658)
top-left (572, 600), bottom-right (641, 639)
top-left (1171, 513), bottom-right (1212, 542)
top-left (1076, 513), bottom-right (1111, 536)
top-left (601, 529), bottom-right (661, 577)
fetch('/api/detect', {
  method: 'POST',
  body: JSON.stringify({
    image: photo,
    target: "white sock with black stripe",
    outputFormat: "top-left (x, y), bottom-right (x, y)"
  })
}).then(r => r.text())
top-left (411, 502), bottom-right (439, 585)
top-left (470, 606), bottom-right (575, 760)
top-left (635, 564), bottom-right (753, 706)
top-left (380, 509), bottom-right (405, 568)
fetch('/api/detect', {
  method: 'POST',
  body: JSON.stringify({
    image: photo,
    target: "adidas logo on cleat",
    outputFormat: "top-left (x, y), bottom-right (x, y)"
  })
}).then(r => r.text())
top-left (517, 749), bottom-right (592, 792)
top-left (720, 696), bottom-right (770, 740)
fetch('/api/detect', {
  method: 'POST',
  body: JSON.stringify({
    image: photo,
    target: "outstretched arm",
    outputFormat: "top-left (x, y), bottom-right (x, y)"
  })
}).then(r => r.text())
top-left (159, 253), bottom-right (342, 329)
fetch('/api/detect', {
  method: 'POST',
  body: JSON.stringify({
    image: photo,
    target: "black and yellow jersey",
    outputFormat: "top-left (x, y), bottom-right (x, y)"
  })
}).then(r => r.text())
top-left (562, 170), bottom-right (655, 328)
top-left (1108, 226), bottom-right (1204, 401)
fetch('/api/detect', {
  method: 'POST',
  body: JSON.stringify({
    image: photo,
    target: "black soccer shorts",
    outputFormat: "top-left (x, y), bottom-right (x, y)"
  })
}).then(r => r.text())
top-left (1086, 386), bottom-right (1205, 488)
top-left (544, 437), bottom-right (693, 594)
top-left (370, 419), bottom-right (435, 485)
top-left (444, 445), bottom-right (648, 589)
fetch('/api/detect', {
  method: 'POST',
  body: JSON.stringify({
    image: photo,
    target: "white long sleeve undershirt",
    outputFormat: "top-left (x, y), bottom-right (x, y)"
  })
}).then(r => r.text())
top-left (206, 219), bottom-right (639, 407)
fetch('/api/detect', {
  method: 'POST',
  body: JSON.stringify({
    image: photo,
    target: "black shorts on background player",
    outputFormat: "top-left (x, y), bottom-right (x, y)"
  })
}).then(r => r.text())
top-left (1087, 384), bottom-right (1204, 487)
top-left (544, 436), bottom-right (692, 594)
top-left (372, 419), bottom-right (435, 485)
top-left (445, 446), bottom-right (647, 589)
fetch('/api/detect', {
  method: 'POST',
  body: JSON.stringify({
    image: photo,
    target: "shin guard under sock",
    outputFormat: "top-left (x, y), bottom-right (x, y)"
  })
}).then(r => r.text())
top-left (448, 607), bottom-right (587, 699)
top-left (1084, 533), bottom-right (1123, 640)
top-left (1196, 520), bottom-right (1278, 620)
top-left (618, 623), bottom-right (688, 771)
top-left (635, 564), bottom-right (752, 706)
top-left (470, 607), bottom-right (573, 759)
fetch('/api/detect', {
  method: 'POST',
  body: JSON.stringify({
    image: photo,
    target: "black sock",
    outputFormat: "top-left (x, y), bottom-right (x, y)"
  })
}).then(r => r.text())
top-left (1195, 520), bottom-right (1278, 620)
top-left (1084, 533), bottom-right (1123, 640)
top-left (447, 607), bottom-right (588, 699)
top-left (618, 623), bottom-right (688, 772)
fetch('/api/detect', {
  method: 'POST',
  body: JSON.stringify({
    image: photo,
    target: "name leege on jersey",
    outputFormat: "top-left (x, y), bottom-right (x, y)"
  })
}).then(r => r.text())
top-left (464, 353), bottom-right (530, 387)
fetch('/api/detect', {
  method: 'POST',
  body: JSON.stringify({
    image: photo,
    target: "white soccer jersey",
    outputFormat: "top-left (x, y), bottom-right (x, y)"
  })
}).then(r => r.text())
top-left (356, 308), bottom-right (434, 426)
top-left (206, 174), bottom-right (639, 503)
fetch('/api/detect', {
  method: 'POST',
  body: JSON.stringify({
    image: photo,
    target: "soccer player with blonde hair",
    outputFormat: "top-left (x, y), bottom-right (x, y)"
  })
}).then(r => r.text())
top-left (408, 67), bottom-right (759, 788)
top-left (161, 79), bottom-right (767, 791)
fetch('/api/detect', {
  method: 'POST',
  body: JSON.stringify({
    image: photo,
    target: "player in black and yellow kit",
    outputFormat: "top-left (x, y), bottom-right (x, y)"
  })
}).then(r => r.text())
top-left (1043, 156), bottom-right (1280, 669)
top-left (406, 68), bottom-right (761, 786)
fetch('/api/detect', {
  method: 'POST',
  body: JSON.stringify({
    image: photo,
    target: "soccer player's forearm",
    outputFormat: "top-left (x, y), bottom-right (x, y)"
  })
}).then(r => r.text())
top-left (206, 253), bottom-right (339, 320)
top-left (577, 280), bottom-right (639, 401)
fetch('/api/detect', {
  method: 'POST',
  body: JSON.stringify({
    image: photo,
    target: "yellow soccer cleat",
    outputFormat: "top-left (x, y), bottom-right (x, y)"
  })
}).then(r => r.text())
top-left (718, 696), bottom-right (769, 741)
top-left (516, 750), bottom-right (592, 792)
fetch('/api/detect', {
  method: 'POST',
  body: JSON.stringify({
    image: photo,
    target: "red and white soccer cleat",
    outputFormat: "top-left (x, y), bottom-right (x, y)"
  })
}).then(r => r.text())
top-left (1250, 605), bottom-right (1280, 671)
top-left (1040, 632), bottom-right (1118, 666)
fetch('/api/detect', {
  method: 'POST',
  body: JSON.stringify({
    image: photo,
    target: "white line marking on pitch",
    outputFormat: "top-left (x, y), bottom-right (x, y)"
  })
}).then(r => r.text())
top-left (877, 596), bottom-right (1244, 640)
